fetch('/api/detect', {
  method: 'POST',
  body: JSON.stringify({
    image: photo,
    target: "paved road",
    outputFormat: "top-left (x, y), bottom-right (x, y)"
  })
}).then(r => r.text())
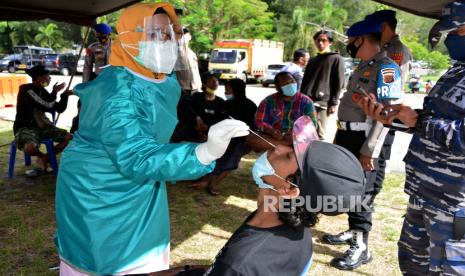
top-left (0, 72), bottom-right (426, 172)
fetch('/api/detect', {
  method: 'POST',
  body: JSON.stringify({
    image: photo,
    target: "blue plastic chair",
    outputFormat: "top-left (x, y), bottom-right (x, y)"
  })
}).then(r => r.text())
top-left (8, 111), bottom-right (59, 178)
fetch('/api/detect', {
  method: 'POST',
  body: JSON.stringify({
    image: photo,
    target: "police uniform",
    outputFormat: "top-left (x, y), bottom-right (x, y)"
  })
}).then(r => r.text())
top-left (83, 41), bottom-right (111, 82)
top-left (398, 60), bottom-right (465, 275)
top-left (335, 50), bottom-right (402, 233)
top-left (383, 35), bottom-right (412, 85)
top-left (373, 35), bottom-right (413, 198)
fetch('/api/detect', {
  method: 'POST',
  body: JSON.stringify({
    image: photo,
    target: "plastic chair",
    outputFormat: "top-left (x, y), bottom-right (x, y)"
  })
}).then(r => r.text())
top-left (8, 111), bottom-right (59, 178)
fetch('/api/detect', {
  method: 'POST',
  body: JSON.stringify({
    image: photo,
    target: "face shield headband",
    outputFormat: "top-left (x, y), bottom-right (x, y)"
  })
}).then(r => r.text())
top-left (119, 15), bottom-right (187, 73)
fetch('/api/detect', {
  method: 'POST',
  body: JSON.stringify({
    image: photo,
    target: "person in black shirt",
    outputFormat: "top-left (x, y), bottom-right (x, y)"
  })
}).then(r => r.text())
top-left (14, 65), bottom-right (73, 170)
top-left (189, 73), bottom-right (227, 190)
top-left (190, 73), bottom-right (225, 134)
top-left (149, 135), bottom-right (366, 276)
top-left (206, 78), bottom-right (257, 195)
top-left (147, 120), bottom-right (366, 275)
top-left (301, 30), bottom-right (345, 140)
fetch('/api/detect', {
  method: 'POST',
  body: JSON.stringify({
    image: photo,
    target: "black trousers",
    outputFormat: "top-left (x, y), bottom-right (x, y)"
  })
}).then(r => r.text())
top-left (373, 130), bottom-right (395, 196)
top-left (334, 129), bottom-right (380, 233)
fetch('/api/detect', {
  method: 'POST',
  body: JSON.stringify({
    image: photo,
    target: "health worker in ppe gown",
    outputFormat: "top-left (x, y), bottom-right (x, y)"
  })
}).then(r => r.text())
top-left (54, 3), bottom-right (249, 275)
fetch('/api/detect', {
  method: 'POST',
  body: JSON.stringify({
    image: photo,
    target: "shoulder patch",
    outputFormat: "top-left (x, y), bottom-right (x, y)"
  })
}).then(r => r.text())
top-left (389, 52), bottom-right (403, 67)
top-left (377, 63), bottom-right (402, 100)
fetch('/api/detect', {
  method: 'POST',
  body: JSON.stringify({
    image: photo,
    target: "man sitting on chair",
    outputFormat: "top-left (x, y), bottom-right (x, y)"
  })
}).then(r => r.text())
top-left (13, 65), bottom-right (73, 171)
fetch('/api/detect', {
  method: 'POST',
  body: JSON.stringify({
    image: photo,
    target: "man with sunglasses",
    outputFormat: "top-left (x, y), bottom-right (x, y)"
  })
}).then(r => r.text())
top-left (83, 23), bottom-right (112, 82)
top-left (301, 30), bottom-right (345, 140)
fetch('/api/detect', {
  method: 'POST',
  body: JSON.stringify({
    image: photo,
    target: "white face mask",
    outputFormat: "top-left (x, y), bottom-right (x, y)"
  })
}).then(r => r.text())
top-left (135, 40), bottom-right (178, 73)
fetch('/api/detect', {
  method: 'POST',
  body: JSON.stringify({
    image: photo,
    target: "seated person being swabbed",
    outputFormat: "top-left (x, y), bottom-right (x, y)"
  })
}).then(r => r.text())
top-left (13, 65), bottom-right (73, 174)
top-left (147, 116), bottom-right (366, 276)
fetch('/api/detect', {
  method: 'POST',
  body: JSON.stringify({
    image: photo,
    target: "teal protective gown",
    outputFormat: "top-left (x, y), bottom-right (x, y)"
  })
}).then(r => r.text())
top-left (55, 66), bottom-right (214, 274)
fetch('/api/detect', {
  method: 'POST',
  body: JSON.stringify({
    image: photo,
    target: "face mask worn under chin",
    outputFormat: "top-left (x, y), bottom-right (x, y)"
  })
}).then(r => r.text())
top-left (281, 83), bottom-right (298, 97)
top-left (98, 37), bottom-right (108, 45)
top-left (206, 87), bottom-right (217, 94)
top-left (136, 41), bottom-right (178, 73)
top-left (445, 33), bottom-right (465, 62)
top-left (41, 82), bottom-right (49, 88)
top-left (346, 38), bottom-right (362, 59)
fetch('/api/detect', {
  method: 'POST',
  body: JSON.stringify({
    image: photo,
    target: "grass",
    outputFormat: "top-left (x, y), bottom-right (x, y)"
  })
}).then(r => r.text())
top-left (0, 120), bottom-right (408, 275)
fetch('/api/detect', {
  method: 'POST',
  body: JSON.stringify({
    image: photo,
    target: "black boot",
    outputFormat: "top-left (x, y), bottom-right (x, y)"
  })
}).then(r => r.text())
top-left (330, 230), bottom-right (372, 270)
top-left (322, 230), bottom-right (353, 245)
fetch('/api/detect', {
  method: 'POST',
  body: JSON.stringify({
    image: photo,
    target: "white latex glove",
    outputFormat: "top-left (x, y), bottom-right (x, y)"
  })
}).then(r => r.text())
top-left (195, 119), bottom-right (250, 165)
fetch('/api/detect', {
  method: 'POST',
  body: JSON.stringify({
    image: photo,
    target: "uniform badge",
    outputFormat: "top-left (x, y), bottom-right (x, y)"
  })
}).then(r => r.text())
top-left (377, 64), bottom-right (402, 100)
top-left (381, 68), bottom-right (396, 84)
top-left (389, 53), bottom-right (403, 67)
top-left (363, 71), bottom-right (371, 78)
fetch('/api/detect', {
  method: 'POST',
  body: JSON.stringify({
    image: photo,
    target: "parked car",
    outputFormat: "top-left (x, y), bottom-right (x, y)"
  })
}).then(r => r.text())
top-left (343, 57), bottom-right (355, 88)
top-left (0, 54), bottom-right (23, 73)
top-left (41, 53), bottom-right (77, 76)
top-left (262, 63), bottom-right (286, 87)
top-left (76, 55), bottom-right (85, 74)
top-left (9, 45), bottom-right (54, 73)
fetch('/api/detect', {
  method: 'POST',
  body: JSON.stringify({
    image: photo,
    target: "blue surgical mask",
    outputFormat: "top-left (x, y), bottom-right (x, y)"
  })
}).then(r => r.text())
top-left (281, 83), bottom-right (298, 97)
top-left (445, 33), bottom-right (465, 61)
top-left (225, 94), bottom-right (234, 100)
top-left (252, 152), bottom-right (277, 190)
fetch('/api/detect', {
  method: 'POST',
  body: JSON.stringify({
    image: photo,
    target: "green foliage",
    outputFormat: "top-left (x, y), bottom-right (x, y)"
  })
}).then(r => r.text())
top-left (0, 0), bottom-right (446, 61)
top-left (180, 0), bottom-right (274, 53)
top-left (403, 36), bottom-right (450, 70)
top-left (275, 0), bottom-right (350, 59)
top-left (426, 50), bottom-right (450, 70)
top-left (35, 23), bottom-right (67, 49)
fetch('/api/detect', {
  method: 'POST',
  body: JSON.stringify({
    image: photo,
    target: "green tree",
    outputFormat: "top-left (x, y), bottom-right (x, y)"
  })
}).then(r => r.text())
top-left (8, 21), bottom-right (37, 46)
top-left (275, 0), bottom-right (348, 59)
top-left (156, 0), bottom-right (274, 53)
top-left (404, 36), bottom-right (449, 70)
top-left (0, 22), bottom-right (13, 53)
top-left (35, 23), bottom-right (65, 48)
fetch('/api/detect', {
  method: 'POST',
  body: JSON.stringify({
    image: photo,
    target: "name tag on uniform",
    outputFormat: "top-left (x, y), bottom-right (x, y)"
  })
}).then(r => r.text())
top-left (377, 64), bottom-right (402, 100)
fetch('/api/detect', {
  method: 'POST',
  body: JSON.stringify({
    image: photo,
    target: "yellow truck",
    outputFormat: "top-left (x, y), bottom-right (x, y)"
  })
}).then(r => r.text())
top-left (208, 39), bottom-right (284, 82)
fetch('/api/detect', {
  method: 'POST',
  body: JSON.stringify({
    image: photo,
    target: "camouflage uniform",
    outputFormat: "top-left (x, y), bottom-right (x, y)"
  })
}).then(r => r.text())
top-left (83, 41), bottom-right (111, 82)
top-left (399, 61), bottom-right (465, 275)
top-left (335, 51), bottom-right (403, 232)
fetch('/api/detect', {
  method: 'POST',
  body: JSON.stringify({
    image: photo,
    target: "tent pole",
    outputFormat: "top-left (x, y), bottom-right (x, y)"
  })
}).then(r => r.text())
top-left (55, 26), bottom-right (91, 124)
